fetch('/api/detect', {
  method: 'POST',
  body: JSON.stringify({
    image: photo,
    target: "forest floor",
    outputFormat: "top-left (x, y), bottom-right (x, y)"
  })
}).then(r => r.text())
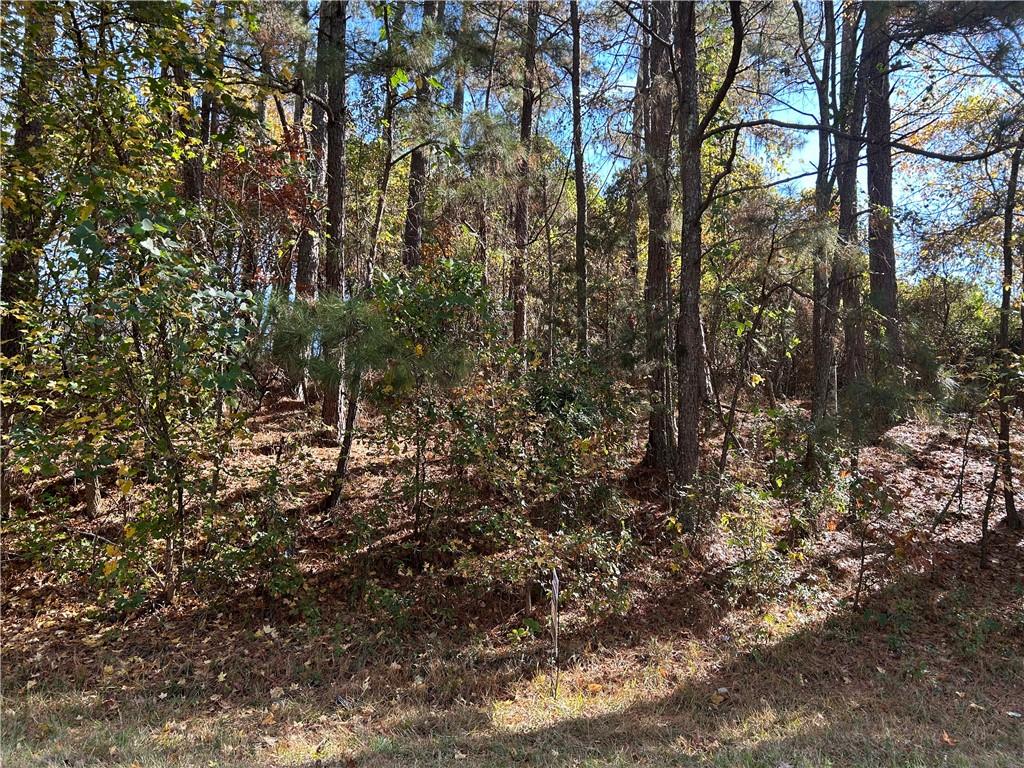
top-left (3, 400), bottom-right (1023, 768)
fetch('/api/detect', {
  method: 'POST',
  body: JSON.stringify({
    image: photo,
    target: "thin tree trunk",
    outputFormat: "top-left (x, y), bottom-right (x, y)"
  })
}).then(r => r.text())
top-left (997, 133), bottom-right (1022, 528)
top-left (512, 0), bottom-right (540, 345)
top-left (280, 0), bottom-right (308, 301)
top-left (475, 5), bottom-right (506, 281)
top-left (675, 1), bottom-right (743, 485)
top-left (296, 0), bottom-right (328, 298)
top-left (368, 3), bottom-right (401, 276)
top-left (368, 88), bottom-right (395, 273)
top-left (641, 0), bottom-right (675, 471)
top-left (836, 1), bottom-right (867, 388)
top-left (543, 176), bottom-right (556, 361)
top-left (452, 4), bottom-right (467, 139)
top-left (864, 0), bottom-right (901, 365)
top-left (321, 0), bottom-right (348, 431)
top-left (293, 2), bottom-right (308, 132)
top-left (322, 0), bottom-right (348, 293)
top-left (626, 3), bottom-right (649, 302)
top-left (798, 0), bottom-right (838, 475)
top-left (675, 1), bottom-right (704, 483)
top-left (1, 4), bottom-right (57, 515)
top-left (570, 0), bottom-right (588, 356)
top-left (401, 0), bottom-right (446, 270)
top-left (326, 370), bottom-right (361, 509)
top-left (171, 60), bottom-right (203, 204)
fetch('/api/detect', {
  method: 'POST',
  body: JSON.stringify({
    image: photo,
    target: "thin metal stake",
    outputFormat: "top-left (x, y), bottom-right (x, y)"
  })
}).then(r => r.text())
top-left (550, 568), bottom-right (560, 698)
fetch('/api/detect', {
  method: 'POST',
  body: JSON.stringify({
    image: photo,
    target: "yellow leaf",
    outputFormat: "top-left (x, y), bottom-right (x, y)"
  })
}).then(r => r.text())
top-left (414, 343), bottom-right (424, 357)
top-left (103, 559), bottom-right (119, 577)
top-left (124, 524), bottom-right (136, 540)
top-left (118, 478), bottom-right (133, 495)
top-left (78, 202), bottom-right (94, 222)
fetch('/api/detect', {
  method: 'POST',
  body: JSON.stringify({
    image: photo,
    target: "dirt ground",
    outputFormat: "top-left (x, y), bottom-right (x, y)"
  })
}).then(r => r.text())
top-left (2, 403), bottom-right (1022, 767)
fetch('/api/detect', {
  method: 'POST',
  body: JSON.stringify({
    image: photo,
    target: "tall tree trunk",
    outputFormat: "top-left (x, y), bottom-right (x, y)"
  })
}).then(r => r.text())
top-left (570, 0), bottom-right (588, 356)
top-left (864, 0), bottom-right (901, 365)
top-left (626, 3), bottom-right (649, 301)
top-left (452, 4), bottom-right (467, 139)
top-left (512, 0), bottom-right (540, 345)
top-left (836, 1), bottom-right (867, 387)
top-left (368, 1), bottom-right (402, 276)
top-left (368, 84), bottom-right (395, 273)
top-left (296, 0), bottom-right (328, 298)
top-left (799, 0), bottom-right (838, 475)
top-left (293, 1), bottom-right (308, 132)
top-left (1, 4), bottom-right (57, 515)
top-left (281, 0), bottom-right (309, 300)
top-left (321, 0), bottom-right (348, 431)
top-left (475, 5), bottom-right (506, 282)
top-left (172, 63), bottom-right (204, 204)
top-left (200, 1), bottom-right (221, 149)
top-left (998, 134), bottom-right (1022, 528)
top-left (674, 1), bottom-right (743, 485)
top-left (674, 1), bottom-right (704, 483)
top-left (322, 0), bottom-right (348, 293)
top-left (642, 0), bottom-right (675, 470)
top-left (401, 0), bottom-right (446, 270)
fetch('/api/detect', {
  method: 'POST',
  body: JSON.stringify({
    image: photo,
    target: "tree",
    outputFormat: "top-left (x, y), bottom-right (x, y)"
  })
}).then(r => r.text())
top-left (675, 2), bottom-right (744, 484)
top-left (512, 0), bottom-right (540, 346)
top-left (997, 132), bottom-right (1022, 528)
top-left (570, 0), bottom-right (588, 356)
top-left (794, 0), bottom-right (840, 475)
top-left (626, 3), bottom-right (649, 298)
top-left (296, 0), bottom-right (320, 299)
top-left (836, 1), bottom-right (867, 387)
top-left (864, 0), bottom-right (901, 365)
top-left (320, 0), bottom-right (349, 432)
top-left (368, 0), bottom-right (404, 273)
top-left (401, 0), bottom-right (446, 270)
top-left (641, 0), bottom-right (675, 471)
top-left (1, 2), bottom-right (56, 515)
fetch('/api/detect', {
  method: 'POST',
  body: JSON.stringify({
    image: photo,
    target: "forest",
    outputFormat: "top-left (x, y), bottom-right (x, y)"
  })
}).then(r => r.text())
top-left (1, 1), bottom-right (1023, 766)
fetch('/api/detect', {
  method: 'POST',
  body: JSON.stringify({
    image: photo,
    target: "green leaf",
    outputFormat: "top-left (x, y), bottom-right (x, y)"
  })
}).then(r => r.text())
top-left (389, 68), bottom-right (408, 88)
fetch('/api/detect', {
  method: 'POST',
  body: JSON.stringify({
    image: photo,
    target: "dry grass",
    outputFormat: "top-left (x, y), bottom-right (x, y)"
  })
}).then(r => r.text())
top-left (3, 406), bottom-right (1023, 767)
top-left (4, 576), bottom-right (1023, 768)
